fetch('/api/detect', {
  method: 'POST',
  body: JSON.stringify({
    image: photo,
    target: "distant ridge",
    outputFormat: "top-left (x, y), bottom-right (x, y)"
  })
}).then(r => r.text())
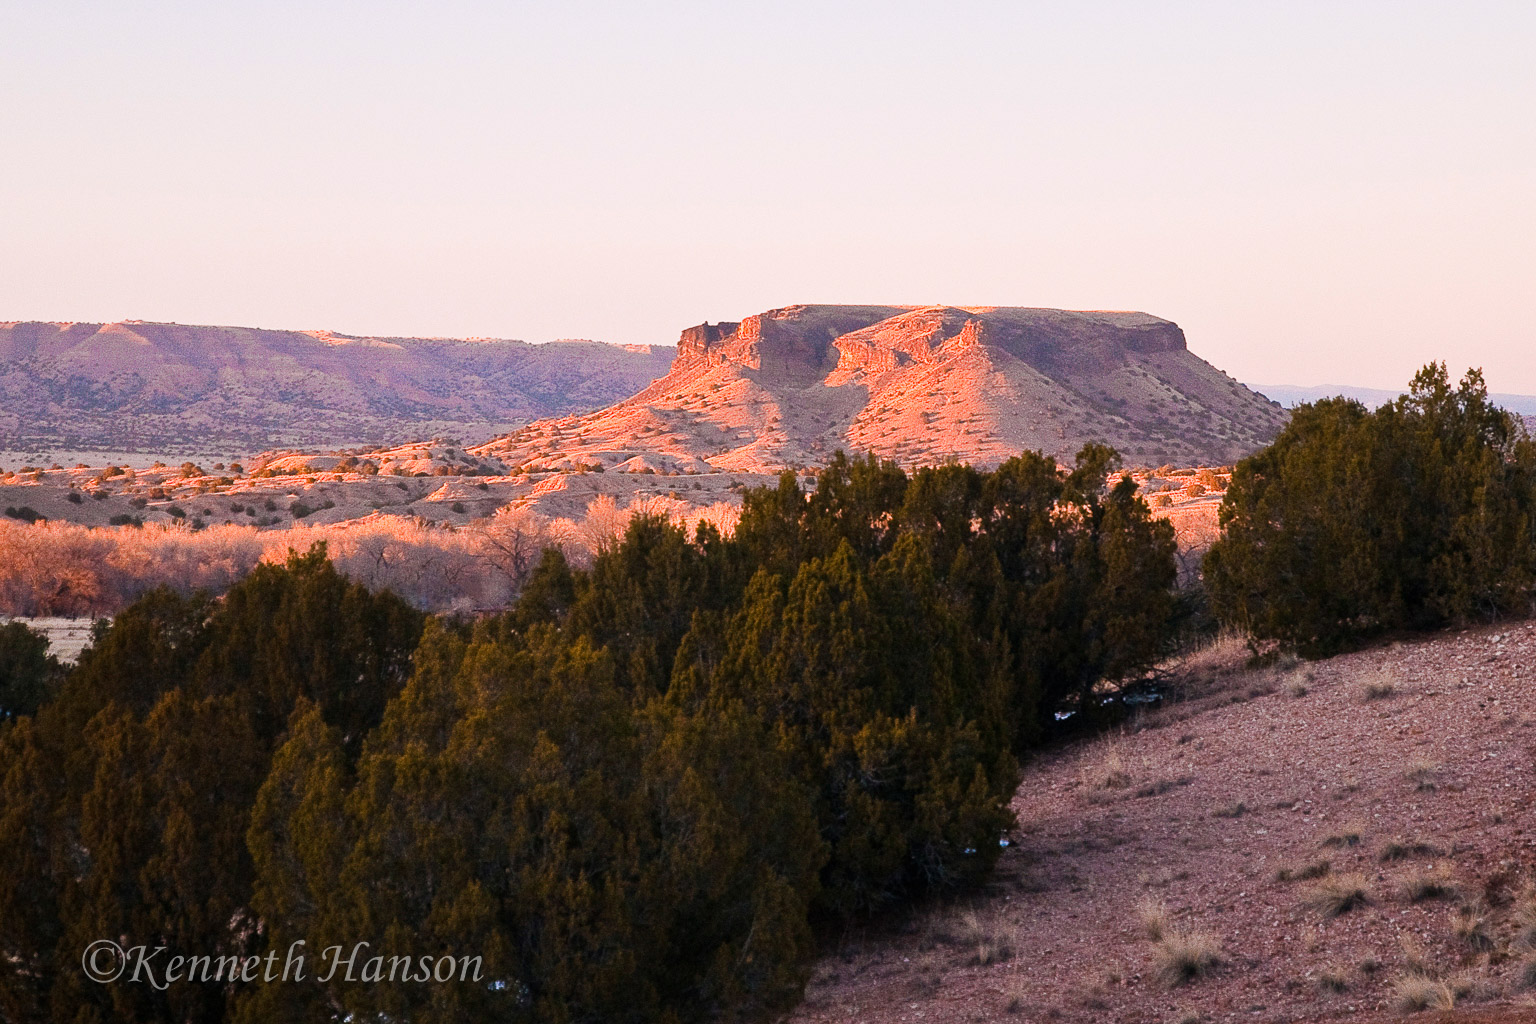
top-left (473, 304), bottom-right (1288, 472)
top-left (1257, 384), bottom-right (1536, 415)
top-left (0, 321), bottom-right (675, 452)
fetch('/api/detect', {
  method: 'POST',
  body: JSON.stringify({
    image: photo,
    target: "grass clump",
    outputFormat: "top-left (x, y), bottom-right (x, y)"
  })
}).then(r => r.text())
top-left (1302, 873), bottom-right (1371, 917)
top-left (955, 910), bottom-right (1014, 966)
top-left (1275, 859), bottom-right (1331, 883)
top-left (1451, 906), bottom-right (1493, 952)
top-left (1314, 966), bottom-right (1349, 992)
top-left (1319, 823), bottom-right (1364, 848)
top-left (1359, 674), bottom-right (1396, 701)
top-left (1514, 885), bottom-right (1536, 950)
top-left (1516, 955), bottom-right (1536, 991)
top-left (1389, 975), bottom-right (1455, 1012)
top-left (1210, 800), bottom-right (1247, 819)
top-left (1379, 838), bottom-right (1443, 862)
top-left (1138, 899), bottom-right (1170, 941)
top-left (1404, 761), bottom-right (1440, 792)
top-left (1152, 929), bottom-right (1224, 988)
top-left (1401, 868), bottom-right (1459, 903)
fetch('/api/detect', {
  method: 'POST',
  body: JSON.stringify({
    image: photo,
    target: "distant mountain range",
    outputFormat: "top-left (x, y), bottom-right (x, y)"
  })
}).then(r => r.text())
top-left (473, 304), bottom-right (1287, 472)
top-left (0, 321), bottom-right (675, 452)
top-left (1256, 383), bottom-right (1536, 415)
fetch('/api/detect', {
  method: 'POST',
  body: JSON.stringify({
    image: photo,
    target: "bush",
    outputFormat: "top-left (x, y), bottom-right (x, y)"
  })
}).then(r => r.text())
top-left (0, 620), bottom-right (61, 719)
top-left (289, 502), bottom-right (313, 519)
top-left (4, 507), bottom-right (41, 523)
top-left (1205, 364), bottom-right (1536, 653)
top-left (65, 491), bottom-right (83, 505)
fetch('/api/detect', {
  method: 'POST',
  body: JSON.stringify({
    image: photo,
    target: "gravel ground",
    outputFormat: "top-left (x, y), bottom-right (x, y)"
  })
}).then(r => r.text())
top-left (791, 622), bottom-right (1536, 1024)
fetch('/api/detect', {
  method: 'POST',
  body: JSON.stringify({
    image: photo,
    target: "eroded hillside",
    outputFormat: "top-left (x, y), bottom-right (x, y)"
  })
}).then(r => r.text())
top-left (0, 321), bottom-right (674, 451)
top-left (473, 304), bottom-right (1287, 473)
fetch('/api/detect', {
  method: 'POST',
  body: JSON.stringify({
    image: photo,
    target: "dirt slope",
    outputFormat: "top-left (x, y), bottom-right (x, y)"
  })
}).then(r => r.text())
top-left (792, 623), bottom-right (1536, 1024)
top-left (473, 304), bottom-right (1287, 473)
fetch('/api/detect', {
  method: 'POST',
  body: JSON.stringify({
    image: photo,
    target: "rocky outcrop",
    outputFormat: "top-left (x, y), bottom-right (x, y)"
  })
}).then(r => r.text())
top-left (474, 303), bottom-right (1288, 473)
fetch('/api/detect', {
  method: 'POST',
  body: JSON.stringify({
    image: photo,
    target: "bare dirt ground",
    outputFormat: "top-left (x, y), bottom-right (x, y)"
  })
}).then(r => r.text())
top-left (791, 622), bottom-right (1536, 1024)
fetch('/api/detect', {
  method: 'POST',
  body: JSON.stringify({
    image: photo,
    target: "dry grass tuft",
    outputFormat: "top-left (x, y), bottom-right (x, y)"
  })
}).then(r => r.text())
top-left (1517, 955), bottom-right (1536, 991)
top-left (1210, 800), bottom-right (1247, 819)
top-left (1404, 761), bottom-right (1440, 792)
top-left (1138, 899), bottom-right (1170, 941)
top-left (1399, 934), bottom-right (1434, 978)
top-left (1314, 966), bottom-right (1349, 993)
top-left (1451, 906), bottom-right (1494, 952)
top-left (1302, 873), bottom-right (1371, 917)
top-left (1514, 886), bottom-right (1536, 950)
top-left (1390, 975), bottom-right (1455, 1012)
top-left (1319, 823), bottom-right (1365, 848)
top-left (1081, 736), bottom-right (1134, 793)
top-left (1275, 859), bottom-right (1331, 883)
top-left (955, 910), bottom-right (1014, 966)
top-left (1401, 868), bottom-right (1460, 903)
top-left (1359, 671), bottom-right (1397, 701)
top-left (1379, 838), bottom-right (1443, 862)
top-left (1152, 929), bottom-right (1224, 988)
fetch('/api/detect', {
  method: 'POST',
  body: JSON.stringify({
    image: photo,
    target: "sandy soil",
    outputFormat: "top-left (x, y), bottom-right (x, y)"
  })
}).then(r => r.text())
top-left (791, 622), bottom-right (1536, 1024)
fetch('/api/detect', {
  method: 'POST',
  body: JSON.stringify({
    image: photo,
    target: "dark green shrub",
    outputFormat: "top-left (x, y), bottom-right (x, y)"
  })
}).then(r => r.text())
top-left (1205, 365), bottom-right (1536, 653)
top-left (0, 621), bottom-right (60, 720)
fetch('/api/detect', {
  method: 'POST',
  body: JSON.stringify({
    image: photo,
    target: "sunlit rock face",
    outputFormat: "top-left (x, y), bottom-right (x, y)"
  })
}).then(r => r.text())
top-left (474, 303), bottom-right (1287, 473)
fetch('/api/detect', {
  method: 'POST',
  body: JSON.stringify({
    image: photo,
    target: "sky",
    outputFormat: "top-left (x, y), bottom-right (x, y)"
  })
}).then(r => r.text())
top-left (2, 1), bottom-right (1534, 392)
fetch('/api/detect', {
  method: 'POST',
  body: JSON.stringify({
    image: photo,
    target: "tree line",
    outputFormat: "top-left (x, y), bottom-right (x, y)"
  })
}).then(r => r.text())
top-left (0, 446), bottom-right (1178, 1023)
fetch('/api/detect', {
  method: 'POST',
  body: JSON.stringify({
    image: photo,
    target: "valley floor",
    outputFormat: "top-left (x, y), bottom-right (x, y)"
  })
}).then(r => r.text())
top-left (792, 623), bottom-right (1536, 1024)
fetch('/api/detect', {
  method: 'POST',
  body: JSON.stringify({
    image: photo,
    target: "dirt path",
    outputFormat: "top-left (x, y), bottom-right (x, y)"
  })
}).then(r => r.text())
top-left (791, 623), bottom-right (1536, 1024)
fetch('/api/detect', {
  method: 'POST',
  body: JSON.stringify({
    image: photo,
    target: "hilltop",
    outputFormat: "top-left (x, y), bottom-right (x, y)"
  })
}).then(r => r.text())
top-left (0, 320), bottom-right (674, 453)
top-left (473, 304), bottom-right (1287, 473)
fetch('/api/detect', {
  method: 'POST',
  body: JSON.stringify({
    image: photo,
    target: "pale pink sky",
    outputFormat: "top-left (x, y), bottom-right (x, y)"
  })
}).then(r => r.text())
top-left (2, 2), bottom-right (1534, 392)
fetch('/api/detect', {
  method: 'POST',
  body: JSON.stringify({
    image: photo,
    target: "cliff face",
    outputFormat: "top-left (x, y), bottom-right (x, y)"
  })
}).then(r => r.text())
top-left (474, 304), bottom-right (1288, 473)
top-left (0, 321), bottom-right (675, 451)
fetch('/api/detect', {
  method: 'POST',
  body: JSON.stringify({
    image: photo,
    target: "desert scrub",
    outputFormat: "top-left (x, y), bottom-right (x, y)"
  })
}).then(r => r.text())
top-left (1080, 736), bottom-right (1134, 793)
top-left (1319, 823), bottom-right (1365, 848)
top-left (1211, 800), bottom-right (1247, 819)
top-left (1302, 873), bottom-right (1371, 917)
top-left (1390, 975), bottom-right (1455, 1012)
top-left (1314, 966), bottom-right (1348, 993)
top-left (1379, 838), bottom-right (1443, 861)
top-left (1152, 928), bottom-right (1224, 987)
top-left (1404, 761), bottom-right (1440, 792)
top-left (1450, 906), bottom-right (1493, 952)
top-left (955, 910), bottom-right (1014, 966)
top-left (1138, 899), bottom-right (1170, 941)
top-left (1514, 886), bottom-right (1536, 949)
top-left (1516, 955), bottom-right (1536, 991)
top-left (1401, 868), bottom-right (1459, 903)
top-left (1275, 859), bottom-right (1331, 882)
top-left (1358, 670), bottom-right (1396, 701)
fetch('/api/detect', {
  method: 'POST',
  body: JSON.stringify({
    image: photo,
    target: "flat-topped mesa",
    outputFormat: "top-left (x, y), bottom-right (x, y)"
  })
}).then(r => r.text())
top-left (478, 301), bottom-right (1283, 473)
top-left (673, 304), bottom-right (1187, 378)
